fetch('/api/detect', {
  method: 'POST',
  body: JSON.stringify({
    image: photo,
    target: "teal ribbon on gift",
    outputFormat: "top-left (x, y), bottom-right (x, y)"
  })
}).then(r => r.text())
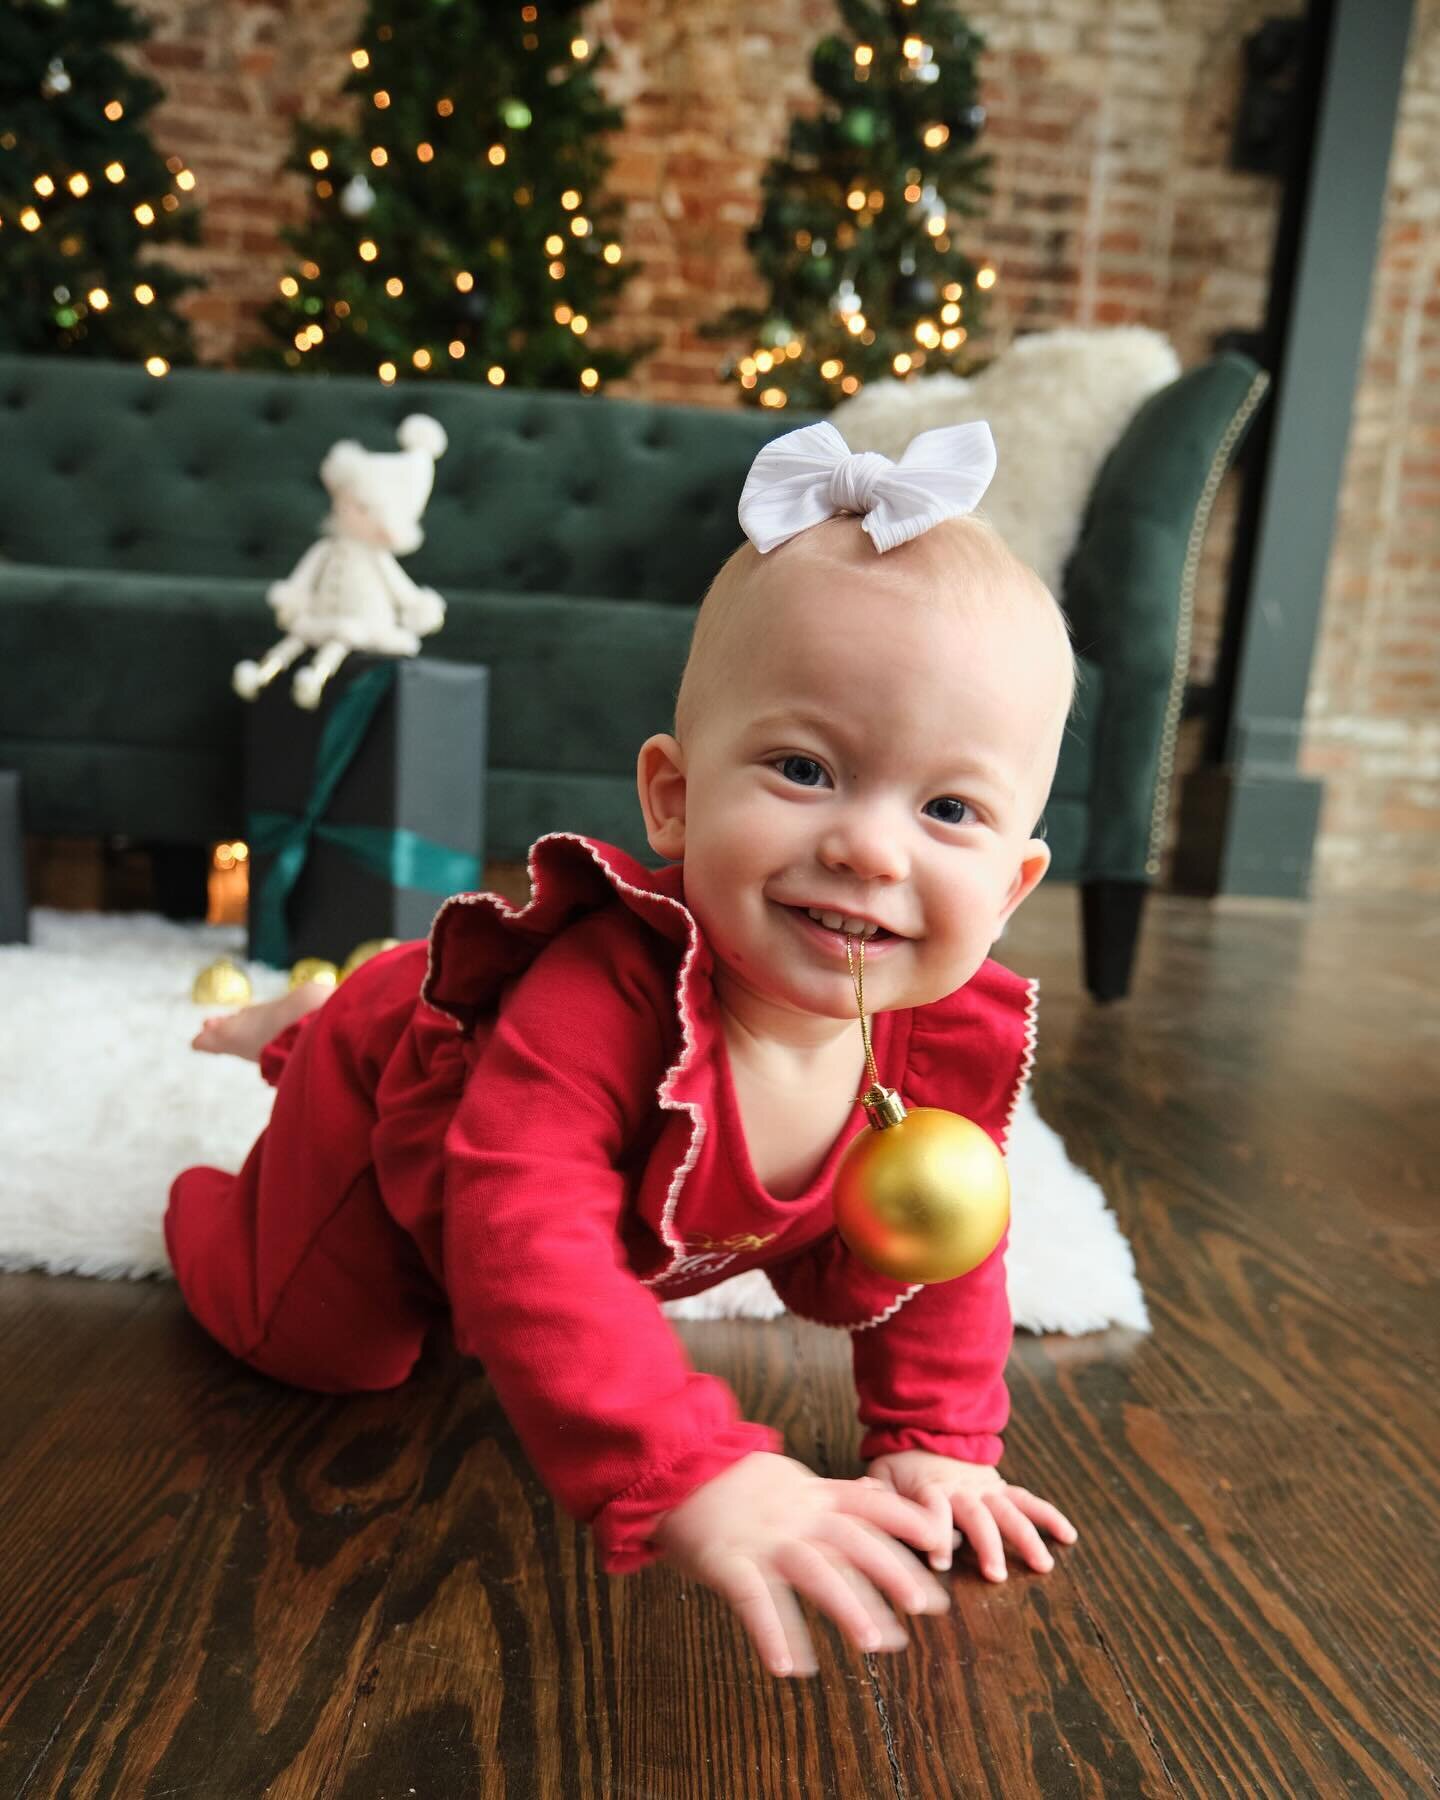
top-left (247, 662), bottom-right (481, 968)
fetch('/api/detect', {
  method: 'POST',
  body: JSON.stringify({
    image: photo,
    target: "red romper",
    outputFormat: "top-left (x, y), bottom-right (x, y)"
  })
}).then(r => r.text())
top-left (166, 833), bottom-right (1038, 1573)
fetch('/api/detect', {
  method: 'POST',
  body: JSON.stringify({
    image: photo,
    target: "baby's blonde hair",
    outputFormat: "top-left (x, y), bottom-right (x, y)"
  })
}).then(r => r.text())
top-left (674, 510), bottom-right (1077, 746)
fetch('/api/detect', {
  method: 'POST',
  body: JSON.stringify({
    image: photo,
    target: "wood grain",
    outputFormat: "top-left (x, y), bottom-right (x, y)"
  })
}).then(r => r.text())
top-left (1, 885), bottom-right (1436, 1796)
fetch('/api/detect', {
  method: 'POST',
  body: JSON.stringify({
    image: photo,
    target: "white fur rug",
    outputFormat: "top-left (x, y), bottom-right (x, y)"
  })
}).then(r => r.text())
top-left (831, 325), bottom-right (1182, 597)
top-left (0, 910), bottom-right (1148, 1336)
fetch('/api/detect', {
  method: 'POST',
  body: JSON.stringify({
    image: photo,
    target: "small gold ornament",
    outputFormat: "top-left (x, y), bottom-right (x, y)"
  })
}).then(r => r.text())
top-left (289, 957), bottom-right (340, 992)
top-left (831, 934), bottom-right (1010, 1284)
top-left (191, 956), bottom-right (253, 1006)
top-left (339, 937), bottom-right (401, 981)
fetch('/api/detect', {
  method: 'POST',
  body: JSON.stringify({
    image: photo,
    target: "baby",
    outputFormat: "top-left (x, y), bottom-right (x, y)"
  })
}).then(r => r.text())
top-left (177, 420), bottom-right (1078, 1681)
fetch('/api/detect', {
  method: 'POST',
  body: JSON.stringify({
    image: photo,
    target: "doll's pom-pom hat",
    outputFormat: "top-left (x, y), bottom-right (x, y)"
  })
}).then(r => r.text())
top-left (737, 418), bottom-right (997, 554)
top-left (320, 413), bottom-right (449, 554)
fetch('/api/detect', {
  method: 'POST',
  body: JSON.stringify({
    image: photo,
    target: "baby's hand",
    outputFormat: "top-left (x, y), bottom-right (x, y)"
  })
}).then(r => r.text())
top-left (651, 1451), bottom-right (950, 1679)
top-left (866, 1450), bottom-right (1077, 1582)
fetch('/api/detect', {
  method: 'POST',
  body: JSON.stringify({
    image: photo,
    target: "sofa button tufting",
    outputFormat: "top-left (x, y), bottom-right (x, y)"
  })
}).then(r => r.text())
top-left (5, 390), bottom-right (26, 410)
top-left (263, 400), bottom-right (289, 425)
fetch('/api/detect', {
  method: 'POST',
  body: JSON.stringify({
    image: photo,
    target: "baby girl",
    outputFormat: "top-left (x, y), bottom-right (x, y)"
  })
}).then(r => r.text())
top-left (176, 419), bottom-right (1079, 1680)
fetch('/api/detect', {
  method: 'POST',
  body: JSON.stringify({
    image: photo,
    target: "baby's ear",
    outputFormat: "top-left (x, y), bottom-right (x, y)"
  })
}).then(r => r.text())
top-left (996, 836), bottom-right (1050, 934)
top-left (636, 734), bottom-right (687, 862)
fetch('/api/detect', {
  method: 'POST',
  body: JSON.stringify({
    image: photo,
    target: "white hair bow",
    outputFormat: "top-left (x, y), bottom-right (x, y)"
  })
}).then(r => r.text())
top-left (737, 418), bottom-right (998, 555)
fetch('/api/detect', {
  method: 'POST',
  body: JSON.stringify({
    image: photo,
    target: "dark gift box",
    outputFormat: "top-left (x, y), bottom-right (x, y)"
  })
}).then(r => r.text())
top-left (0, 769), bottom-right (28, 945)
top-left (245, 655), bottom-right (489, 969)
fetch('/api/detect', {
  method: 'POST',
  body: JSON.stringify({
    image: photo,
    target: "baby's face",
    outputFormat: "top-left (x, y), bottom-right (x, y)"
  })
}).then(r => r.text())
top-left (641, 558), bottom-right (1069, 1025)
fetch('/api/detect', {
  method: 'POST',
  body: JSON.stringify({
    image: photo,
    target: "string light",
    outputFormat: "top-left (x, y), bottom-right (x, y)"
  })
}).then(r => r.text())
top-left (976, 266), bottom-right (997, 289)
top-left (603, 243), bottom-right (622, 264)
top-left (448, 339), bottom-right (465, 358)
top-left (554, 303), bottom-right (573, 323)
top-left (301, 260), bottom-right (320, 279)
top-left (309, 149), bottom-right (329, 170)
top-left (87, 287), bottom-right (109, 310)
top-left (923, 124), bottom-right (949, 148)
top-left (294, 329), bottom-right (310, 350)
top-left (34, 174), bottom-right (55, 196)
top-left (454, 269), bottom-right (474, 291)
top-left (560, 189), bottom-right (580, 209)
top-left (580, 367), bottom-right (599, 389)
top-left (385, 276), bottom-right (404, 296)
top-left (162, 194), bottom-right (179, 211)
top-left (378, 361), bottom-right (397, 383)
top-left (134, 203), bottom-right (155, 225)
top-left (436, 97), bottom-right (454, 117)
top-left (279, 275), bottom-right (299, 296)
top-left (175, 168), bottom-right (196, 190)
top-left (358, 239), bottom-right (378, 260)
top-left (486, 366), bottom-right (505, 386)
top-left (351, 48), bottom-right (370, 69)
top-left (416, 142), bottom-right (434, 162)
top-left (371, 147), bottom-right (388, 167)
top-left (571, 37), bottom-right (589, 58)
top-left (570, 314), bottom-right (588, 334)
top-left (68, 173), bottom-right (89, 197)
top-left (759, 388), bottom-right (787, 408)
top-left (821, 358), bottom-right (843, 378)
top-left (545, 234), bottom-right (564, 254)
top-left (487, 144), bottom-right (507, 165)
top-left (893, 352), bottom-right (912, 373)
top-left (855, 44), bottom-right (873, 65)
top-left (134, 283), bottom-right (154, 304)
top-left (104, 100), bottom-right (124, 121)
top-left (373, 89), bottom-right (391, 108)
top-left (569, 216), bottom-right (590, 236)
top-left (104, 161), bottom-right (125, 183)
top-left (548, 260), bottom-right (564, 279)
top-left (145, 356), bottom-right (169, 377)
top-left (412, 347), bottom-right (431, 368)
top-left (20, 208), bottom-right (41, 231)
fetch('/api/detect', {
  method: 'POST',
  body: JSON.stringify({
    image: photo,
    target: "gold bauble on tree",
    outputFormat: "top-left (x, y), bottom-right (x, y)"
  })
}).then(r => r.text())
top-left (191, 957), bottom-right (253, 1006)
top-left (289, 957), bottom-right (340, 992)
top-left (340, 938), bottom-right (401, 981)
top-left (831, 936), bottom-right (1010, 1285)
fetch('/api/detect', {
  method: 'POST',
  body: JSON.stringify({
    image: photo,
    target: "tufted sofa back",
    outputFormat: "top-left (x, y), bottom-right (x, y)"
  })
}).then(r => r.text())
top-left (0, 355), bottom-right (812, 604)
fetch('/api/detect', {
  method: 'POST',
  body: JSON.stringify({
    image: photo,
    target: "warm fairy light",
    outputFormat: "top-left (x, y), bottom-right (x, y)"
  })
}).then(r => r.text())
top-left (786, 339), bottom-right (803, 357)
top-left (847, 189), bottom-right (866, 211)
top-left (915, 319), bottom-right (941, 348)
top-left (301, 260), bottom-right (319, 279)
top-left (105, 161), bottom-right (125, 183)
top-left (378, 361), bottom-right (397, 383)
top-left (903, 36), bottom-right (924, 57)
top-left (34, 174), bottom-right (55, 196)
top-left (385, 275), bottom-right (404, 295)
top-left (942, 328), bottom-right (963, 349)
top-left (570, 313), bottom-right (588, 334)
top-left (134, 203), bottom-right (155, 225)
top-left (448, 339), bottom-right (465, 358)
top-left (548, 260), bottom-right (564, 279)
top-left (740, 372), bottom-right (757, 389)
top-left (545, 233), bottom-right (564, 254)
top-left (134, 283), bottom-right (154, 304)
top-left (854, 44), bottom-right (873, 65)
top-left (487, 144), bottom-right (507, 165)
top-left (162, 194), bottom-right (180, 211)
top-left (486, 365), bottom-right (505, 385)
top-left (166, 155), bottom-right (184, 174)
top-left (454, 269), bottom-right (474, 291)
top-left (87, 287), bottom-right (109, 310)
top-left (554, 303), bottom-right (573, 323)
top-left (371, 146), bottom-right (388, 167)
top-left (373, 89), bottom-right (391, 108)
top-left (68, 173), bottom-right (89, 197)
top-left (571, 37), bottom-right (590, 58)
top-left (820, 358), bottom-right (843, 378)
top-left (351, 48), bottom-right (370, 69)
top-left (905, 182), bottom-right (922, 202)
top-left (104, 100), bottom-right (124, 121)
top-left (334, 299), bottom-right (351, 317)
top-left (279, 275), bottom-right (299, 296)
top-left (309, 149), bottom-right (329, 170)
top-left (869, 189), bottom-right (884, 209)
top-left (306, 324), bottom-right (324, 345)
top-left (436, 97), bottom-right (454, 117)
top-left (754, 350), bottom-right (773, 372)
top-left (976, 266), bottom-right (997, 289)
top-left (944, 281), bottom-right (963, 300)
top-left (923, 124), bottom-right (950, 149)
top-left (893, 352), bottom-right (912, 373)
top-left (416, 142), bottom-right (434, 162)
top-left (560, 189), bottom-right (580, 209)
top-left (841, 374), bottom-right (860, 393)
top-left (603, 242), bottom-right (622, 264)
top-left (580, 367), bottom-right (598, 389)
top-left (738, 356), bottom-right (757, 376)
top-left (846, 314), bottom-right (867, 335)
top-left (316, 179), bottom-right (333, 198)
top-left (145, 356), bottom-right (169, 377)
top-left (175, 169), bottom-right (196, 190)
top-left (358, 239), bottom-right (378, 260)
top-left (294, 328), bottom-right (310, 350)
top-left (570, 215), bottom-right (590, 236)
top-left (522, 3), bottom-right (537, 16)
top-left (926, 214), bottom-right (945, 237)
top-left (759, 388), bottom-right (787, 408)
top-left (515, 186), bottom-right (532, 205)
top-left (941, 301), bottom-right (960, 323)
top-left (412, 347), bottom-right (431, 368)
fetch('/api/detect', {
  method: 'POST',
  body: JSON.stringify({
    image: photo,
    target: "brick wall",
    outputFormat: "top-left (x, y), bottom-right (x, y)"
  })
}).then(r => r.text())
top-left (130, 0), bottom-right (1438, 895)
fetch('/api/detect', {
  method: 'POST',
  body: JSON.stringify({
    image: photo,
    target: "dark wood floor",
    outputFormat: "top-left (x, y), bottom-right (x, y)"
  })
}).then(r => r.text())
top-left (2, 879), bottom-right (1436, 1798)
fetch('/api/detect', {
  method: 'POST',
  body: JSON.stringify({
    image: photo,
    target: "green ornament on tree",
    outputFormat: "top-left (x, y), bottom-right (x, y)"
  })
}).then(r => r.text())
top-left (841, 107), bottom-right (878, 147)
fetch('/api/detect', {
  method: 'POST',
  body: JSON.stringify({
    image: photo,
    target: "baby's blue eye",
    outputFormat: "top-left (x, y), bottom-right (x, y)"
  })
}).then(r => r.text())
top-left (775, 755), bottom-right (828, 788)
top-left (925, 796), bottom-right (975, 826)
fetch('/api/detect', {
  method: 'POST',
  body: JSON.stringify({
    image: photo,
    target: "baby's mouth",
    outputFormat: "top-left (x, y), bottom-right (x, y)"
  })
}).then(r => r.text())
top-left (781, 904), bottom-right (895, 942)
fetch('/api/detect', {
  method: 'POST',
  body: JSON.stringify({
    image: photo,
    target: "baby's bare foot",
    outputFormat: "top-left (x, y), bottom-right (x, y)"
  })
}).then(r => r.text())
top-left (192, 980), bottom-right (332, 1062)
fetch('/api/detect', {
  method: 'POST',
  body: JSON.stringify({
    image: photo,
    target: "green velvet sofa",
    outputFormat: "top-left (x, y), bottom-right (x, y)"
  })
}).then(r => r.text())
top-left (0, 349), bottom-right (1267, 998)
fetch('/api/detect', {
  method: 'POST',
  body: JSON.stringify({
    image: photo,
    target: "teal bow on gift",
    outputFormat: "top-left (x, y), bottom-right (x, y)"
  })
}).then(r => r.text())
top-left (247, 663), bottom-right (481, 968)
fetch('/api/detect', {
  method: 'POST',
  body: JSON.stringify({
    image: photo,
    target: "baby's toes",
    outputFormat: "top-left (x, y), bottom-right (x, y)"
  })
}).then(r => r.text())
top-left (192, 1016), bottom-right (229, 1053)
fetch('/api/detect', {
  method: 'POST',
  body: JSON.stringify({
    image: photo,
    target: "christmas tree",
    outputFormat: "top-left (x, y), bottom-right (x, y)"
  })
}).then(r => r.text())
top-left (0, 0), bottom-right (202, 370)
top-left (256, 0), bottom-right (650, 392)
top-left (704, 0), bottom-right (997, 410)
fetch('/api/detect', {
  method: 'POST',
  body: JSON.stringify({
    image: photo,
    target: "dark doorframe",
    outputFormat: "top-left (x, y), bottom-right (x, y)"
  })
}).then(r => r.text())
top-left (1174, 0), bottom-right (1415, 898)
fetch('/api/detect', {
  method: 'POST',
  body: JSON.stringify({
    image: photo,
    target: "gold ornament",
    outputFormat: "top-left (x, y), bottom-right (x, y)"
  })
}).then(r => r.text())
top-left (831, 934), bottom-right (1010, 1284)
top-left (191, 956), bottom-right (253, 1006)
top-left (339, 937), bottom-right (401, 981)
top-left (289, 957), bottom-right (340, 992)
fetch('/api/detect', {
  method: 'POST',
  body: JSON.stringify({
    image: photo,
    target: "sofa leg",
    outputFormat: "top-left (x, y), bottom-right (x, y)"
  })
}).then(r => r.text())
top-left (147, 841), bottom-right (211, 921)
top-left (1081, 880), bottom-right (1148, 1002)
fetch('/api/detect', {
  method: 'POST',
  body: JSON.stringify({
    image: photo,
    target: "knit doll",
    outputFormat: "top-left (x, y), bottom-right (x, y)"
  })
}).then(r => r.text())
top-left (232, 414), bottom-right (449, 710)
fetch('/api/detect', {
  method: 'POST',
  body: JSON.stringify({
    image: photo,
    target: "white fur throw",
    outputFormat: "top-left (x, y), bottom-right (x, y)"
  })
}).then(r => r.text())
top-left (830, 325), bottom-right (1182, 596)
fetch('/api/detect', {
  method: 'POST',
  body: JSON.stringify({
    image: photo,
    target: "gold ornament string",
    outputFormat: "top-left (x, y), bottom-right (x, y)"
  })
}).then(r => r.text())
top-left (844, 932), bottom-right (881, 1088)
